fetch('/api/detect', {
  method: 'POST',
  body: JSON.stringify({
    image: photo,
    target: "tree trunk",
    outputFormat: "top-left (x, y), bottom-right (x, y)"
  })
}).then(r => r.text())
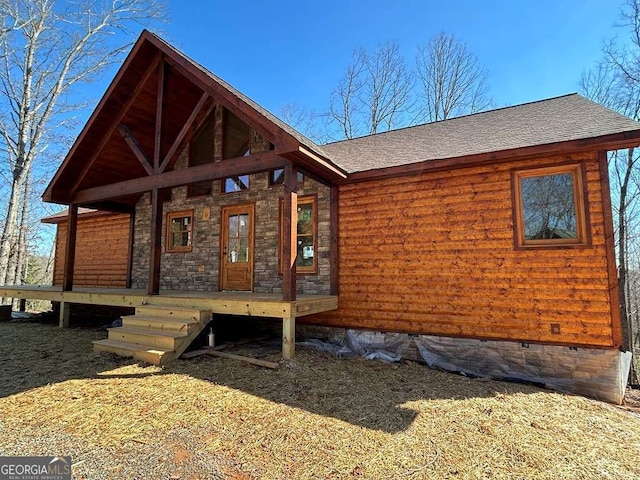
top-left (10, 170), bottom-right (30, 309)
top-left (0, 168), bottom-right (28, 302)
top-left (16, 166), bottom-right (30, 285)
top-left (7, 168), bottom-right (29, 285)
top-left (618, 148), bottom-right (639, 384)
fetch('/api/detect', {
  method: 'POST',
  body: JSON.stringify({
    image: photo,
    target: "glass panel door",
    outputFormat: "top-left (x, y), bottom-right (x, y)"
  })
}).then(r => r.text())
top-left (221, 205), bottom-right (254, 291)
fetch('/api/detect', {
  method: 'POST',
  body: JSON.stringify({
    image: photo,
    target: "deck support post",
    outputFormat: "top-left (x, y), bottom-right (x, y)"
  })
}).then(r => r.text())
top-left (148, 188), bottom-right (167, 295)
top-left (62, 204), bottom-right (78, 292)
top-left (282, 163), bottom-right (298, 301)
top-left (59, 301), bottom-right (70, 328)
top-left (329, 186), bottom-right (339, 296)
top-left (19, 298), bottom-right (26, 312)
top-left (282, 310), bottom-right (295, 359)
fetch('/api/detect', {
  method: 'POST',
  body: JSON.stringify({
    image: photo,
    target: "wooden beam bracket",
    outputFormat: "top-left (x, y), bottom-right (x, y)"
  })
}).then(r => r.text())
top-left (68, 53), bottom-right (163, 197)
top-left (118, 124), bottom-right (154, 176)
top-left (157, 93), bottom-right (211, 174)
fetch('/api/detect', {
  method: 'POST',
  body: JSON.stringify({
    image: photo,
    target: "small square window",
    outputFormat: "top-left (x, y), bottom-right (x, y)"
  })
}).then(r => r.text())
top-left (222, 175), bottom-right (249, 193)
top-left (166, 210), bottom-right (193, 252)
top-left (269, 168), bottom-right (305, 186)
top-left (512, 164), bottom-right (588, 248)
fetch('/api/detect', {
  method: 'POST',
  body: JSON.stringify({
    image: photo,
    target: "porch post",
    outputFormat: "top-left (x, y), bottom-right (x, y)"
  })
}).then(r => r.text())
top-left (282, 163), bottom-right (298, 302)
top-left (329, 186), bottom-right (339, 296)
top-left (62, 204), bottom-right (78, 292)
top-left (282, 309), bottom-right (295, 359)
top-left (59, 302), bottom-right (70, 328)
top-left (148, 188), bottom-right (166, 295)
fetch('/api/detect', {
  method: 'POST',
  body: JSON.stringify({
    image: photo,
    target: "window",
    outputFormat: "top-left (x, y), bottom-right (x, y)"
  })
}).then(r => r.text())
top-left (222, 175), bottom-right (250, 193)
top-left (512, 164), bottom-right (587, 247)
top-left (280, 196), bottom-right (317, 274)
top-left (269, 168), bottom-right (305, 186)
top-left (166, 210), bottom-right (194, 252)
top-left (188, 114), bottom-right (215, 197)
top-left (224, 110), bottom-right (250, 159)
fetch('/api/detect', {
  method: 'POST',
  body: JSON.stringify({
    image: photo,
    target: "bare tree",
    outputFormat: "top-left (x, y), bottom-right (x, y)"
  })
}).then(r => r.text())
top-left (415, 32), bottom-right (492, 122)
top-left (0, 0), bottom-right (166, 292)
top-left (277, 103), bottom-right (327, 144)
top-left (581, 0), bottom-right (640, 383)
top-left (327, 41), bottom-right (413, 139)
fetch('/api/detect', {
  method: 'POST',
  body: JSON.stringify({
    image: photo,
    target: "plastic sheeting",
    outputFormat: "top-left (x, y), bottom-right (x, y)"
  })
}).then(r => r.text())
top-left (413, 336), bottom-right (628, 394)
top-left (298, 329), bottom-right (632, 403)
top-left (298, 330), bottom-right (409, 363)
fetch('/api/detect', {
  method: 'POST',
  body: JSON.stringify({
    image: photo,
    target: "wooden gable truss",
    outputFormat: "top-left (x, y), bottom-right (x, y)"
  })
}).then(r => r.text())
top-left (44, 31), bottom-right (346, 300)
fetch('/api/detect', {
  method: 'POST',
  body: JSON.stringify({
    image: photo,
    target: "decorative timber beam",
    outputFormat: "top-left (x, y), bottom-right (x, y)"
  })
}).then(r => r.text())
top-left (282, 163), bottom-right (298, 302)
top-left (148, 188), bottom-right (169, 295)
top-left (73, 151), bottom-right (288, 205)
top-left (163, 55), bottom-right (299, 154)
top-left (62, 204), bottom-right (78, 292)
top-left (157, 92), bottom-right (211, 174)
top-left (154, 61), bottom-right (166, 170)
top-left (118, 124), bottom-right (154, 175)
top-left (68, 53), bottom-right (163, 197)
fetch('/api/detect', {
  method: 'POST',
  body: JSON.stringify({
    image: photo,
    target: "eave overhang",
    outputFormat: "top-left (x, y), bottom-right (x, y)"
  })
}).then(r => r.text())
top-left (341, 129), bottom-right (640, 184)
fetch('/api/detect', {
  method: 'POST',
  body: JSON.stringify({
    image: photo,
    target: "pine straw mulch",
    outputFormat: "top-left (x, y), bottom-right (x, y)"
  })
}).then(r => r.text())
top-left (1, 320), bottom-right (640, 479)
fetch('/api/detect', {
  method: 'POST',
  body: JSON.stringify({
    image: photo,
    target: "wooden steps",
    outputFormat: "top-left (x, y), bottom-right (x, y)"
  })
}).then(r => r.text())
top-left (93, 305), bottom-right (211, 365)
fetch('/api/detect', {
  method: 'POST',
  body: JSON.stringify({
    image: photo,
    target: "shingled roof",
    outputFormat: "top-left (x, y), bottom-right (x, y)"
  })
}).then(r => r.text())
top-left (321, 94), bottom-right (640, 174)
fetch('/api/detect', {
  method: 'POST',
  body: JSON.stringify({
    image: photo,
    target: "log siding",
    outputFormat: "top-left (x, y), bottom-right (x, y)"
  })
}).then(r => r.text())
top-left (308, 151), bottom-right (617, 348)
top-left (53, 213), bottom-right (131, 288)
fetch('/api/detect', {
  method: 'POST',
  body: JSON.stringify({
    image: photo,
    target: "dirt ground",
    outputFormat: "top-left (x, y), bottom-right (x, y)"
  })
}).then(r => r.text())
top-left (1, 318), bottom-right (640, 479)
top-left (623, 386), bottom-right (640, 411)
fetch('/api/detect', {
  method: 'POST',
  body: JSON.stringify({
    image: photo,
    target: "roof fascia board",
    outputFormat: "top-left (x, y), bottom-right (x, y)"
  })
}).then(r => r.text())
top-left (298, 146), bottom-right (348, 179)
top-left (43, 31), bottom-right (159, 202)
top-left (343, 129), bottom-right (640, 184)
top-left (160, 48), bottom-right (300, 154)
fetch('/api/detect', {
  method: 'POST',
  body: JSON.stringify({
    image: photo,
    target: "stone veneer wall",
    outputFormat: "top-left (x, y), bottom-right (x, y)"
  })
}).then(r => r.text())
top-left (296, 325), bottom-right (631, 404)
top-left (130, 152), bottom-right (331, 294)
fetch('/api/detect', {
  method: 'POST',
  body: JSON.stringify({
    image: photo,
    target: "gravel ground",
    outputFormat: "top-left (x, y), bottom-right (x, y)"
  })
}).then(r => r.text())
top-left (0, 318), bottom-right (226, 480)
top-left (2, 317), bottom-right (640, 479)
top-left (0, 424), bottom-right (225, 480)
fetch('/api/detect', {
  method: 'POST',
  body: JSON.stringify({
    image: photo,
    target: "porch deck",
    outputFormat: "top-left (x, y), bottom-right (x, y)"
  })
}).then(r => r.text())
top-left (0, 285), bottom-right (337, 318)
top-left (0, 285), bottom-right (338, 362)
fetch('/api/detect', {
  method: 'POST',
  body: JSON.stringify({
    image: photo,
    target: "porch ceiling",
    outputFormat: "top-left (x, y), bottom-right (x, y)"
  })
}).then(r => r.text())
top-left (43, 31), bottom-right (347, 209)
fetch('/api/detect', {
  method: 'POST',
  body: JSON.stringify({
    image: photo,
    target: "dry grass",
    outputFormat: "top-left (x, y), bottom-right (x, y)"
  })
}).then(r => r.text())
top-left (1, 320), bottom-right (640, 479)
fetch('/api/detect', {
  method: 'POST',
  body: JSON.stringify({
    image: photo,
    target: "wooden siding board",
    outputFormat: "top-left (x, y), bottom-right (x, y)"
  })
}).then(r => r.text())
top-left (53, 214), bottom-right (131, 288)
top-left (312, 151), bottom-right (616, 347)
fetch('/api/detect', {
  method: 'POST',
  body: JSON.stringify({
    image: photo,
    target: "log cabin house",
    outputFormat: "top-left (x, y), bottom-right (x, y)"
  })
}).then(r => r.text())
top-left (6, 30), bottom-right (640, 403)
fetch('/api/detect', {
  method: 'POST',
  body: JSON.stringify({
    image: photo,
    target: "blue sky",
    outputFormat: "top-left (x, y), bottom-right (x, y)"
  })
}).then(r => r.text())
top-left (156, 0), bottom-right (625, 115)
top-left (36, 0), bottom-right (628, 248)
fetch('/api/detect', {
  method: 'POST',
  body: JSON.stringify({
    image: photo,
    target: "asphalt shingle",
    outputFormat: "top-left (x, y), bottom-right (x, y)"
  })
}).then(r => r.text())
top-left (321, 94), bottom-right (640, 173)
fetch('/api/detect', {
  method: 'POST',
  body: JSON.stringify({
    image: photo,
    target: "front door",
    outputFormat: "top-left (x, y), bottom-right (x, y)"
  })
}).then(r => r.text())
top-left (220, 204), bottom-right (254, 291)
